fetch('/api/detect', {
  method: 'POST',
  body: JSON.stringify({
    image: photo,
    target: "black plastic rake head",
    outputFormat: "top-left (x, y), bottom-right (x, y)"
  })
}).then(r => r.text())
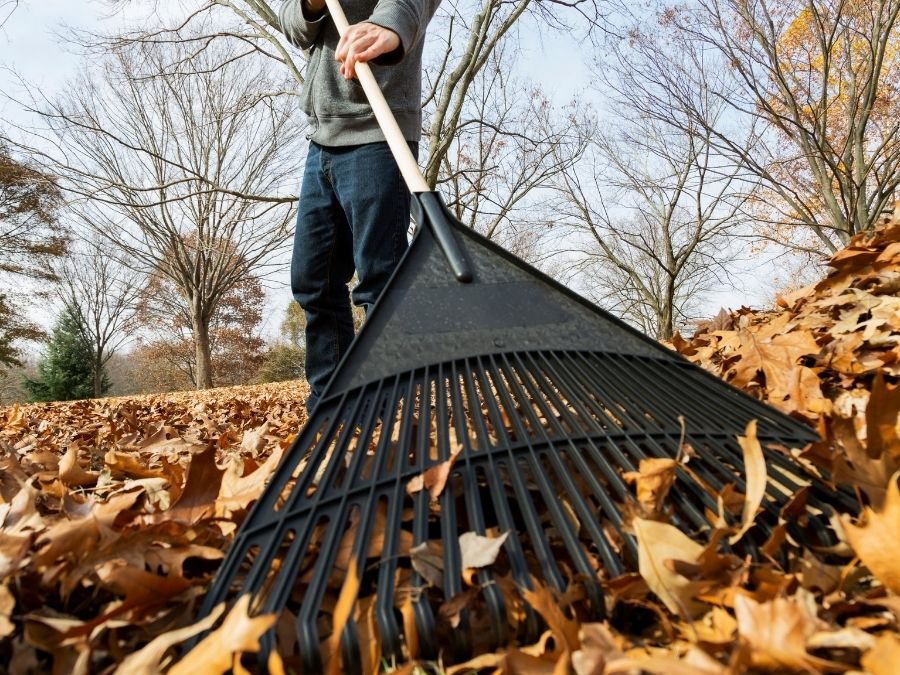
top-left (197, 193), bottom-right (854, 673)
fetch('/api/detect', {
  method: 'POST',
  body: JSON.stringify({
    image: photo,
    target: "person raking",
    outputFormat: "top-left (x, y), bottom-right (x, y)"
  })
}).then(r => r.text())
top-left (279, 0), bottom-right (441, 412)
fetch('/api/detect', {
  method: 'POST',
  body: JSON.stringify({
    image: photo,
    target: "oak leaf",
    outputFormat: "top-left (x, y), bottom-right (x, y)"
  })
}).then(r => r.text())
top-left (156, 445), bottom-right (224, 524)
top-left (113, 603), bottom-right (225, 674)
top-left (59, 443), bottom-right (99, 487)
top-left (842, 472), bottom-right (900, 594)
top-left (866, 372), bottom-right (900, 460)
top-left (632, 517), bottom-right (707, 618)
top-left (734, 593), bottom-right (839, 672)
top-left (406, 443), bottom-right (463, 500)
top-left (623, 458), bottom-right (677, 516)
top-left (169, 595), bottom-right (275, 675)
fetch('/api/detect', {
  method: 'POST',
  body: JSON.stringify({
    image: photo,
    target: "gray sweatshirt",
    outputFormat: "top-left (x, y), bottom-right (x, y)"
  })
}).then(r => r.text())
top-left (279, 0), bottom-right (440, 147)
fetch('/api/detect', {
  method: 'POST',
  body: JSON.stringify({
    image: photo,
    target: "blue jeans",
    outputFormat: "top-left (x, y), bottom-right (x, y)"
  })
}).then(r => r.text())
top-left (291, 141), bottom-right (417, 412)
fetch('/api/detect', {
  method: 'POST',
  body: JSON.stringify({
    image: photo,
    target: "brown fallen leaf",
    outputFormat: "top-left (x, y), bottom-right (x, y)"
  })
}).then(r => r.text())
top-left (95, 561), bottom-right (193, 613)
top-left (842, 472), bottom-right (900, 594)
top-left (571, 622), bottom-right (625, 675)
top-left (520, 580), bottom-right (580, 656)
top-left (0, 582), bottom-right (14, 638)
top-left (734, 593), bottom-right (841, 672)
top-left (32, 489), bottom-right (143, 568)
top-left (0, 531), bottom-right (32, 580)
top-left (59, 443), bottom-right (99, 488)
top-left (112, 603), bottom-right (225, 674)
top-left (623, 457), bottom-right (677, 516)
top-left (240, 421), bottom-right (270, 457)
top-left (406, 443), bottom-right (463, 500)
top-left (866, 373), bottom-right (900, 460)
top-left (445, 653), bottom-right (506, 674)
top-left (157, 445), bottom-right (224, 524)
top-left (325, 558), bottom-right (360, 675)
top-left (862, 632), bottom-right (900, 675)
top-left (676, 606), bottom-right (736, 647)
top-left (410, 541), bottom-right (444, 588)
top-left (831, 415), bottom-right (896, 509)
top-left (1, 480), bottom-right (45, 534)
top-left (439, 587), bottom-right (480, 628)
top-left (169, 595), bottom-right (275, 675)
top-left (606, 646), bottom-right (728, 675)
top-left (217, 444), bottom-right (285, 516)
top-left (144, 544), bottom-right (225, 578)
top-left (806, 626), bottom-right (875, 652)
top-left (632, 517), bottom-right (707, 618)
top-left (730, 419), bottom-right (766, 545)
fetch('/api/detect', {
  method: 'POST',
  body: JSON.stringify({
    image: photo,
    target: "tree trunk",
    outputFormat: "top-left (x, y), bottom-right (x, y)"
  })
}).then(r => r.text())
top-left (659, 282), bottom-right (675, 342)
top-left (192, 309), bottom-right (214, 389)
top-left (93, 357), bottom-right (103, 398)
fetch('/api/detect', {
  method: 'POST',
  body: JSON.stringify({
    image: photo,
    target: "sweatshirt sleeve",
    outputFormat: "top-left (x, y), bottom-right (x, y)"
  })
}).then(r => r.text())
top-left (279, 0), bottom-right (329, 50)
top-left (367, 0), bottom-right (441, 64)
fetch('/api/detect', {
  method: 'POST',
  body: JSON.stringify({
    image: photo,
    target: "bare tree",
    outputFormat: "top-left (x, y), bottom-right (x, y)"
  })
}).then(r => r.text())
top-left (610, 0), bottom-right (900, 254)
top-left (54, 237), bottom-right (141, 397)
top-left (557, 108), bottom-right (749, 340)
top-left (419, 0), bottom-right (607, 187)
top-left (0, 0), bottom-right (19, 29)
top-left (97, 0), bottom-right (609, 181)
top-left (435, 46), bottom-right (591, 259)
top-left (14, 38), bottom-right (300, 388)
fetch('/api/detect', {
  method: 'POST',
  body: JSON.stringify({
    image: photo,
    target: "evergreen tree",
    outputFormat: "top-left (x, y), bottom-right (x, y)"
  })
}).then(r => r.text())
top-left (24, 309), bottom-right (109, 402)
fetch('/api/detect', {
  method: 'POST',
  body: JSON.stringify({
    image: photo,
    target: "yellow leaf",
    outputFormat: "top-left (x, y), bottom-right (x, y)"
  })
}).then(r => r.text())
top-left (170, 596), bottom-right (275, 675)
top-left (862, 633), bottom-right (900, 675)
top-left (730, 420), bottom-right (766, 544)
top-left (734, 593), bottom-right (840, 672)
top-left (632, 518), bottom-right (707, 618)
top-left (113, 604), bottom-right (225, 674)
top-left (325, 558), bottom-right (360, 675)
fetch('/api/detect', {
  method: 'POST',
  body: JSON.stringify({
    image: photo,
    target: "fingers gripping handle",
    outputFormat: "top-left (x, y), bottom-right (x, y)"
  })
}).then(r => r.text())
top-left (323, 0), bottom-right (473, 283)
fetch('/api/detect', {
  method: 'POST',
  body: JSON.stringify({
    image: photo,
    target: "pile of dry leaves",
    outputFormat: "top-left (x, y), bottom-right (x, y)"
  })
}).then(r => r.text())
top-left (0, 382), bottom-right (309, 673)
top-left (0, 220), bottom-right (898, 674)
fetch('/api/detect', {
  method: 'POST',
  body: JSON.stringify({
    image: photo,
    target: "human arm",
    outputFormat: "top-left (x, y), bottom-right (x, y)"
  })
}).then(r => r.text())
top-left (335, 0), bottom-right (441, 78)
top-left (279, 0), bottom-right (329, 50)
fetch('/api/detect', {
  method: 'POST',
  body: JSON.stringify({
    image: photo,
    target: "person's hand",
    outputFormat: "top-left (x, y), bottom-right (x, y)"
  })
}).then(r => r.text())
top-left (335, 22), bottom-right (400, 79)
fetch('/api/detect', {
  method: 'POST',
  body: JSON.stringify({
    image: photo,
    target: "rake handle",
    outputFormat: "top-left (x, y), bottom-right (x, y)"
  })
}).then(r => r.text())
top-left (323, 0), bottom-right (428, 193)
top-left (322, 0), bottom-right (473, 283)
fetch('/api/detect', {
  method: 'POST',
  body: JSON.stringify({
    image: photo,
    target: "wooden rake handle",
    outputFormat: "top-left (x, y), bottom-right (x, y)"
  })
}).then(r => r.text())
top-left (323, 0), bottom-right (429, 193)
top-left (322, 0), bottom-right (472, 283)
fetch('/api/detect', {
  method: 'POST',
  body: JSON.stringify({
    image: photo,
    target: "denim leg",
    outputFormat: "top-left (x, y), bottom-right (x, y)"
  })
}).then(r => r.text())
top-left (329, 141), bottom-right (418, 313)
top-left (291, 143), bottom-right (355, 411)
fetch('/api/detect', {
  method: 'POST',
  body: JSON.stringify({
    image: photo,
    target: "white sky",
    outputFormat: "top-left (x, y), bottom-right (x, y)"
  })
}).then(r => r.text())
top-left (0, 1), bottom-right (787, 345)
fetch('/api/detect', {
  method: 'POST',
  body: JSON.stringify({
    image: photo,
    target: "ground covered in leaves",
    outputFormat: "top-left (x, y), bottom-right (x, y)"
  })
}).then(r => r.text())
top-left (1, 222), bottom-right (900, 674)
